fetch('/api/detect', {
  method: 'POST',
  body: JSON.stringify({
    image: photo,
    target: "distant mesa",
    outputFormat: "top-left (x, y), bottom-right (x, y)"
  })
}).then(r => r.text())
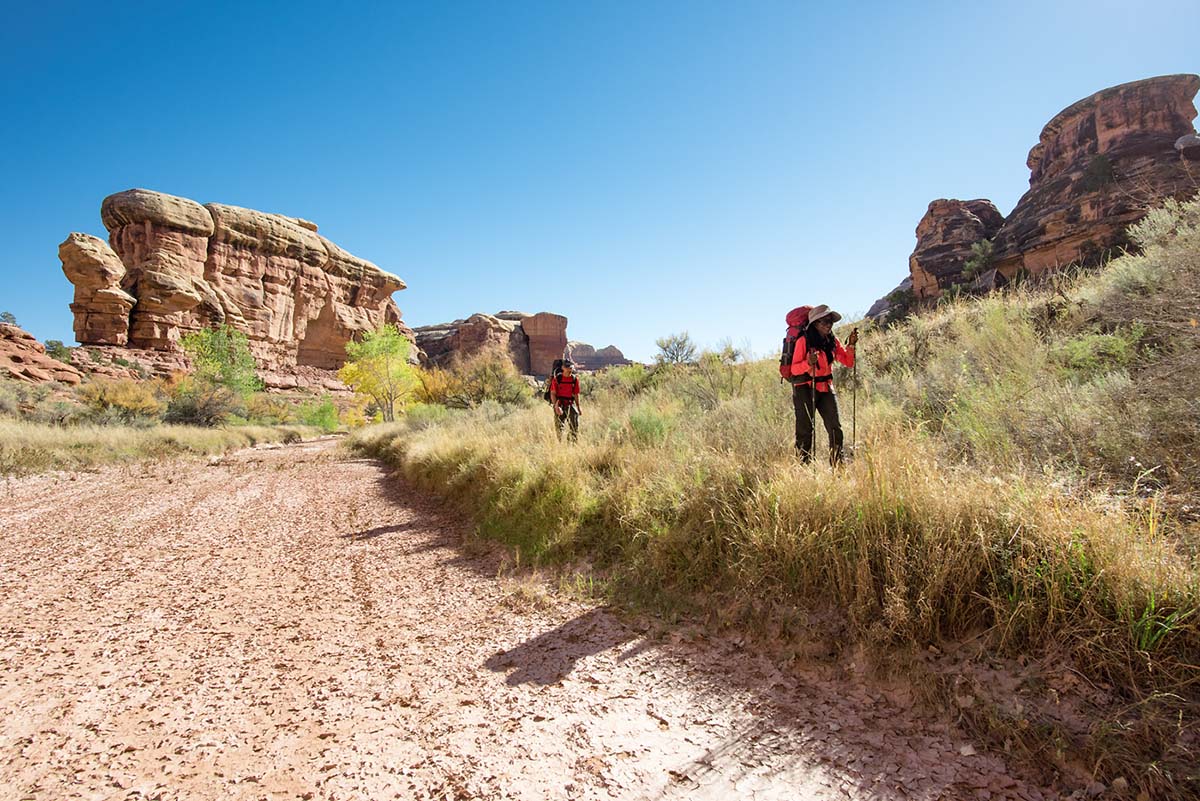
top-left (566, 341), bottom-right (632, 371)
top-left (414, 311), bottom-right (629, 376)
top-left (58, 188), bottom-right (411, 390)
top-left (868, 73), bottom-right (1200, 321)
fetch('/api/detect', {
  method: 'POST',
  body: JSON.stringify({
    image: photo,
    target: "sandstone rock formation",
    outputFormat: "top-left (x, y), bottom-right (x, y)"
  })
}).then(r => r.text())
top-left (521, 312), bottom-right (568, 376)
top-left (991, 74), bottom-right (1200, 277)
top-left (868, 74), bottom-right (1199, 319)
top-left (413, 313), bottom-right (531, 373)
top-left (908, 199), bottom-right (1005, 300)
top-left (0, 324), bottom-right (83, 385)
top-left (567, 342), bottom-right (632, 371)
top-left (59, 234), bottom-right (136, 346)
top-left (413, 311), bottom-right (623, 375)
top-left (60, 188), bottom-right (410, 388)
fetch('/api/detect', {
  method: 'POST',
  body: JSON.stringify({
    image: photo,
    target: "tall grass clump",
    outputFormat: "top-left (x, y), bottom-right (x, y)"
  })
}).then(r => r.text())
top-left (350, 196), bottom-right (1200, 794)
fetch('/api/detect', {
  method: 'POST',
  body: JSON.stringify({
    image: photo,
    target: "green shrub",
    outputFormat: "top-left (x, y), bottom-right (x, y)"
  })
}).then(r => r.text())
top-left (246, 393), bottom-right (296, 425)
top-left (1051, 325), bottom-right (1145, 380)
top-left (446, 346), bottom-right (532, 408)
top-left (164, 378), bottom-right (239, 427)
top-left (404, 402), bottom-right (450, 430)
top-left (44, 340), bottom-right (72, 362)
top-left (298, 394), bottom-right (340, 433)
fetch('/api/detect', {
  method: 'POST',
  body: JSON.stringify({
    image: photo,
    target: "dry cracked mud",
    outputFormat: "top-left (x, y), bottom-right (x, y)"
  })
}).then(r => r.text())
top-left (1, 438), bottom-right (1062, 800)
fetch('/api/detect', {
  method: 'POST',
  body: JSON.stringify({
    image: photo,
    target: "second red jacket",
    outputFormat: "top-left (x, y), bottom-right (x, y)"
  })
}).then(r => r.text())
top-left (790, 336), bottom-right (854, 393)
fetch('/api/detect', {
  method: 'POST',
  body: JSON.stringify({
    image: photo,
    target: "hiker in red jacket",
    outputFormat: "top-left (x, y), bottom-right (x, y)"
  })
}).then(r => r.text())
top-left (549, 360), bottom-right (581, 441)
top-left (790, 305), bottom-right (857, 465)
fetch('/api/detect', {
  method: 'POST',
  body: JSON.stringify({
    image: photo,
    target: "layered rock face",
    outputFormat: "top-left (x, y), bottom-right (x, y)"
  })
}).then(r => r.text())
top-left (992, 74), bottom-right (1200, 276)
top-left (413, 313), bottom-right (532, 373)
top-left (868, 75), bottom-right (1199, 319)
top-left (414, 311), bottom-right (620, 376)
top-left (909, 199), bottom-right (1005, 300)
top-left (0, 324), bottom-right (83, 385)
top-left (59, 233), bottom-right (137, 345)
top-left (521, 312), bottom-right (568, 376)
top-left (60, 189), bottom-right (409, 387)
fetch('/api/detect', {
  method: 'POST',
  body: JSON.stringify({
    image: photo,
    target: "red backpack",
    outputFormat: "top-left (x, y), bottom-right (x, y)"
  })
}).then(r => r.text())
top-left (779, 306), bottom-right (812, 382)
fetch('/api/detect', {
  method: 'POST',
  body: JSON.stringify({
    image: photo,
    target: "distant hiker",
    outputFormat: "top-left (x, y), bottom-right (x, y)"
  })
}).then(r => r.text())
top-left (549, 360), bottom-right (581, 441)
top-left (789, 305), bottom-right (857, 465)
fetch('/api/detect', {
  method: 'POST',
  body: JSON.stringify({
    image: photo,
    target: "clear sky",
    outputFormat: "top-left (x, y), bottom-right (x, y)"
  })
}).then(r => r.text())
top-left (2, 1), bottom-right (1197, 361)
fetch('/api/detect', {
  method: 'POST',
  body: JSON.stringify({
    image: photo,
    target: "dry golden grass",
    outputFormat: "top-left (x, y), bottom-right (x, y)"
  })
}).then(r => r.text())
top-left (0, 419), bottom-right (320, 477)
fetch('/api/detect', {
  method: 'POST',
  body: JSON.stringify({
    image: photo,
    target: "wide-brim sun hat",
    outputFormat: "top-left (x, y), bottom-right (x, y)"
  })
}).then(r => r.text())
top-left (808, 304), bottom-right (842, 325)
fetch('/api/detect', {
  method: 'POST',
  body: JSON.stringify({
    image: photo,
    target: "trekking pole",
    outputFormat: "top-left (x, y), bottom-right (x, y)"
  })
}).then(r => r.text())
top-left (852, 358), bottom-right (857, 455)
top-left (810, 390), bottom-right (817, 463)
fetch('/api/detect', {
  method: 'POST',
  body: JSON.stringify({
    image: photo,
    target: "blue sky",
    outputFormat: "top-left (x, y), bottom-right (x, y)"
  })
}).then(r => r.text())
top-left (2, 1), bottom-right (1197, 361)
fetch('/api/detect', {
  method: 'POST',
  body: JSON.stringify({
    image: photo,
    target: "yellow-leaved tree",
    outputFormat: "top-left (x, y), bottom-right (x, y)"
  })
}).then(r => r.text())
top-left (338, 324), bottom-right (418, 422)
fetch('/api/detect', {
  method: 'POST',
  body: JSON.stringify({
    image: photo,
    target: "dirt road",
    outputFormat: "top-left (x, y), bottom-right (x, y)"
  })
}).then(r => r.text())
top-left (0, 439), bottom-right (1057, 800)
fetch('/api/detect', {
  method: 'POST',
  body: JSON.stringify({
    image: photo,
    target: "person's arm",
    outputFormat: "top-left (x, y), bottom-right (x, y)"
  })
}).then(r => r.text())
top-left (550, 378), bottom-right (560, 411)
top-left (834, 330), bottom-right (858, 368)
top-left (790, 338), bottom-right (812, 379)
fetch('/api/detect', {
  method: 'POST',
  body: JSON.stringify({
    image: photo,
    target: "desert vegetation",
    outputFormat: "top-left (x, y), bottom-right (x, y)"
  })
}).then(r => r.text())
top-left (0, 326), bottom-right (329, 476)
top-left (350, 196), bottom-right (1200, 795)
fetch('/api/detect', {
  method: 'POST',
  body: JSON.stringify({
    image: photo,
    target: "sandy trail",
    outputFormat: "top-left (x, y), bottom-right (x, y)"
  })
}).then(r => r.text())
top-left (0, 439), bottom-right (1056, 800)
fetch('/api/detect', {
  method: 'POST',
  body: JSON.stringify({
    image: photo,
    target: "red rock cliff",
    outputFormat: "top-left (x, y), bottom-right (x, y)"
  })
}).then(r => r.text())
top-left (60, 189), bottom-right (410, 387)
top-left (992, 74), bottom-right (1200, 277)
top-left (909, 199), bottom-right (1005, 300)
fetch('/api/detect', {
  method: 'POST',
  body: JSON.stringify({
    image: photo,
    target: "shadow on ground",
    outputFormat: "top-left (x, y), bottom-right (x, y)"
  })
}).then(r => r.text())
top-left (483, 607), bottom-right (638, 685)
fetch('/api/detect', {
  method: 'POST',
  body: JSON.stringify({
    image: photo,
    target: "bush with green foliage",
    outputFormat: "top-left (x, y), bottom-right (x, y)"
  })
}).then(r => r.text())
top-left (167, 325), bottom-right (263, 426)
top-left (298, 394), bottom-right (340, 433)
top-left (0, 311), bottom-right (17, 325)
top-left (654, 331), bottom-right (698, 365)
top-left (44, 340), bottom-right (72, 362)
top-left (181, 325), bottom-right (263, 398)
top-left (960, 237), bottom-right (994, 282)
top-left (443, 346), bottom-right (532, 408)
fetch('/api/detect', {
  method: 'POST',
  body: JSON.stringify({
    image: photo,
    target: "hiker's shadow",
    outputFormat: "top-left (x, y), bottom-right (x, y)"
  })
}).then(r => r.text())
top-left (485, 608), bottom-right (639, 686)
top-left (339, 522), bottom-right (420, 541)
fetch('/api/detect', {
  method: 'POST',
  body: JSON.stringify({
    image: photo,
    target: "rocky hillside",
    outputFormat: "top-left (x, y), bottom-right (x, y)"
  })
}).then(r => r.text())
top-left (60, 189), bottom-right (411, 389)
top-left (870, 74), bottom-right (1200, 320)
top-left (0, 324), bottom-right (82, 385)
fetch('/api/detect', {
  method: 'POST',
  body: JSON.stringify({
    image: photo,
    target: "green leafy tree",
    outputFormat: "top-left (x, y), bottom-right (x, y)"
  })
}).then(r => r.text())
top-left (339, 324), bottom-right (418, 422)
top-left (166, 325), bottom-right (262, 426)
top-left (0, 311), bottom-right (17, 325)
top-left (654, 331), bottom-right (698, 365)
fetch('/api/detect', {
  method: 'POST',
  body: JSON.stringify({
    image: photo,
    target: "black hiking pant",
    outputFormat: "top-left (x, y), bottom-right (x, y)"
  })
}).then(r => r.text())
top-left (793, 384), bottom-right (844, 465)
top-left (555, 403), bottom-right (579, 441)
